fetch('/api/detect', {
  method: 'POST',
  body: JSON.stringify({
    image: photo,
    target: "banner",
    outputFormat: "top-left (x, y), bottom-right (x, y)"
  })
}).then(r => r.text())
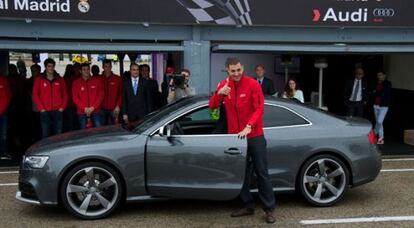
top-left (0, 0), bottom-right (413, 27)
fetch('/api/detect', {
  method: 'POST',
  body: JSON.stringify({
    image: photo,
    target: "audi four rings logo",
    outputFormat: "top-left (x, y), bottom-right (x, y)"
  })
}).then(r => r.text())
top-left (373, 8), bottom-right (395, 17)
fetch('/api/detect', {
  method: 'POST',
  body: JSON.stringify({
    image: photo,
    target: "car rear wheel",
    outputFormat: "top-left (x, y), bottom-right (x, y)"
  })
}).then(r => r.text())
top-left (60, 162), bottom-right (123, 219)
top-left (298, 154), bottom-right (349, 207)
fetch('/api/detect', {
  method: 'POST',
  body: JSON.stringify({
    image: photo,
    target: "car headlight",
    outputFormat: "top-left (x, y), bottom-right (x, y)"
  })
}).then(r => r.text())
top-left (24, 156), bottom-right (49, 169)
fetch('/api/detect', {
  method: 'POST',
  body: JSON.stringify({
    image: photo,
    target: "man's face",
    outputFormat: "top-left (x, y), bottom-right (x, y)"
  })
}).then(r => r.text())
top-left (141, 67), bottom-right (150, 79)
top-left (103, 63), bottom-right (112, 74)
top-left (255, 66), bottom-right (265, 78)
top-left (130, 66), bottom-right (140, 78)
top-left (45, 63), bottom-right (55, 75)
top-left (227, 63), bottom-right (244, 82)
top-left (31, 68), bottom-right (40, 77)
top-left (355, 68), bottom-right (364, 80)
top-left (81, 66), bottom-right (91, 78)
top-left (377, 72), bottom-right (386, 81)
top-left (182, 71), bottom-right (190, 84)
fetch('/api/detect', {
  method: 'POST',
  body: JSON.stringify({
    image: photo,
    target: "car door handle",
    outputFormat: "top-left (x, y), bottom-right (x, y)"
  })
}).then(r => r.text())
top-left (224, 148), bottom-right (242, 155)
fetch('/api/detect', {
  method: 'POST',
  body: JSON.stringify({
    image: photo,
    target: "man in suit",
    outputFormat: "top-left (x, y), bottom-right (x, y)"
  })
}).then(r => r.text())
top-left (344, 67), bottom-right (368, 117)
top-left (254, 65), bottom-right (276, 96)
top-left (122, 63), bottom-right (154, 123)
top-left (140, 64), bottom-right (162, 110)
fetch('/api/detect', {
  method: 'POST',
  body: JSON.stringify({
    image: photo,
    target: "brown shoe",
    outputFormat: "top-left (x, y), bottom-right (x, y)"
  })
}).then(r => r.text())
top-left (230, 208), bottom-right (254, 217)
top-left (264, 210), bottom-right (276, 224)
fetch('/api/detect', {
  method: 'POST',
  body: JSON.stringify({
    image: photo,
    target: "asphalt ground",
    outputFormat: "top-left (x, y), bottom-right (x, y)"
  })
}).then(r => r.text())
top-left (1, 158), bottom-right (414, 227)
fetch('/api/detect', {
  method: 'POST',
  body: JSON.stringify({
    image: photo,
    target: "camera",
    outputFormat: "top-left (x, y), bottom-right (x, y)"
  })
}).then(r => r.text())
top-left (168, 73), bottom-right (185, 88)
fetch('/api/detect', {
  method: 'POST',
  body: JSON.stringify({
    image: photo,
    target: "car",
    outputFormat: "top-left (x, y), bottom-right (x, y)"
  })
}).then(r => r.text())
top-left (16, 95), bottom-right (381, 219)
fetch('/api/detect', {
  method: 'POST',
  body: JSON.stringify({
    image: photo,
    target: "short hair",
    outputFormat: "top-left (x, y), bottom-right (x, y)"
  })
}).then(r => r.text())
top-left (181, 68), bottom-right (190, 75)
top-left (102, 59), bottom-right (112, 67)
top-left (139, 64), bottom-right (150, 71)
top-left (225, 57), bottom-right (241, 68)
top-left (30, 64), bottom-right (41, 71)
top-left (91, 65), bottom-right (100, 75)
top-left (255, 64), bottom-right (265, 70)
top-left (130, 63), bottom-right (139, 69)
top-left (44, 58), bottom-right (56, 66)
top-left (80, 63), bottom-right (90, 69)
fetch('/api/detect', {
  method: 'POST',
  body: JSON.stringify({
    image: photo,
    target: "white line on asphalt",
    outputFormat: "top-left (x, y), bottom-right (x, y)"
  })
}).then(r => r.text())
top-left (0, 183), bottom-right (17, 186)
top-left (381, 169), bottom-right (414, 172)
top-left (0, 171), bottom-right (18, 174)
top-left (383, 158), bottom-right (414, 162)
top-left (300, 216), bottom-right (414, 225)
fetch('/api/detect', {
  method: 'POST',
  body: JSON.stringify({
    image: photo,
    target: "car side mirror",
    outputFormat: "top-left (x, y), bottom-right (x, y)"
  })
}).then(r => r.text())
top-left (158, 125), bottom-right (172, 137)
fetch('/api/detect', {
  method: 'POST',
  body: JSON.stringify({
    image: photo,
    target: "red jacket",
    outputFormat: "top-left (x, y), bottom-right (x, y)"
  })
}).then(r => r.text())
top-left (32, 74), bottom-right (68, 112)
top-left (101, 74), bottom-right (123, 110)
top-left (72, 76), bottom-right (104, 115)
top-left (0, 76), bottom-right (12, 114)
top-left (209, 75), bottom-right (264, 139)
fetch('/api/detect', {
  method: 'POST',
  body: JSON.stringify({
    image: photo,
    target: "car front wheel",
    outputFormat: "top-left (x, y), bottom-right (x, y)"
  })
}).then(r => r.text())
top-left (298, 154), bottom-right (349, 207)
top-left (60, 162), bottom-right (123, 219)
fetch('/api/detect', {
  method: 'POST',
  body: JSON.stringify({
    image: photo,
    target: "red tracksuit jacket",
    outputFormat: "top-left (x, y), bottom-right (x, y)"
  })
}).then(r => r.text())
top-left (0, 76), bottom-right (12, 114)
top-left (72, 76), bottom-right (104, 115)
top-left (209, 75), bottom-right (264, 139)
top-left (101, 74), bottom-right (123, 110)
top-left (32, 74), bottom-right (68, 112)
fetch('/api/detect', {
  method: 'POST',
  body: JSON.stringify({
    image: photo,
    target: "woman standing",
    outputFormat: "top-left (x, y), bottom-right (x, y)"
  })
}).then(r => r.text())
top-left (373, 71), bottom-right (392, 144)
top-left (282, 78), bottom-right (304, 103)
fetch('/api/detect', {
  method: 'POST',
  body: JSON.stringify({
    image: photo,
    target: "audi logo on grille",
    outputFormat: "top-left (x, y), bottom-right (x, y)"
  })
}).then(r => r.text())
top-left (373, 8), bottom-right (395, 17)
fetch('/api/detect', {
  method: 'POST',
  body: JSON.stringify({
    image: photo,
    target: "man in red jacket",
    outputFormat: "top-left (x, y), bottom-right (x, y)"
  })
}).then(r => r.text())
top-left (209, 57), bottom-right (275, 224)
top-left (0, 75), bottom-right (12, 160)
top-left (32, 58), bottom-right (68, 139)
top-left (101, 59), bottom-right (122, 125)
top-left (72, 63), bottom-right (104, 129)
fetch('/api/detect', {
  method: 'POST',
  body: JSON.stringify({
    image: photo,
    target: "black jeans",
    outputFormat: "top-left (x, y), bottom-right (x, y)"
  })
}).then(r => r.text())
top-left (102, 109), bottom-right (117, 125)
top-left (346, 101), bottom-right (364, 117)
top-left (0, 114), bottom-right (7, 153)
top-left (40, 111), bottom-right (63, 139)
top-left (239, 135), bottom-right (275, 211)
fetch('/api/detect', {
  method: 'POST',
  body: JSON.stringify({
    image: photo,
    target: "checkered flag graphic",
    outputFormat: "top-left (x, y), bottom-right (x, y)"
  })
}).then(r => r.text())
top-left (177, 0), bottom-right (252, 25)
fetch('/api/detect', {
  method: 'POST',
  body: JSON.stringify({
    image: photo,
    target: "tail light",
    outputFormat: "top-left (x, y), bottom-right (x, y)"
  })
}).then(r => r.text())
top-left (368, 131), bottom-right (377, 144)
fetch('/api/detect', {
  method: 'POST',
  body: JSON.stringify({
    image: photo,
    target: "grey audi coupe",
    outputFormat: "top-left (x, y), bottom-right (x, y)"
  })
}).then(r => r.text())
top-left (16, 95), bottom-right (381, 219)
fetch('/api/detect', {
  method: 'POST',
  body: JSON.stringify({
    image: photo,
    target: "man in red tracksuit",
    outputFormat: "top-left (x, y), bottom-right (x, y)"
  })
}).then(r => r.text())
top-left (209, 57), bottom-right (276, 224)
top-left (101, 59), bottom-right (122, 125)
top-left (0, 75), bottom-right (12, 159)
top-left (32, 58), bottom-right (68, 139)
top-left (72, 63), bottom-right (104, 129)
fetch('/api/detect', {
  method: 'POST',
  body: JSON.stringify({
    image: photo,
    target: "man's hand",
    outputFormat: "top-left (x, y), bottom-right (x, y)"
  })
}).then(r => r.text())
top-left (113, 106), bottom-right (120, 116)
top-left (238, 125), bottom-right (252, 139)
top-left (40, 109), bottom-right (46, 113)
top-left (123, 114), bottom-right (128, 123)
top-left (58, 108), bottom-right (64, 112)
top-left (218, 83), bottom-right (231, 96)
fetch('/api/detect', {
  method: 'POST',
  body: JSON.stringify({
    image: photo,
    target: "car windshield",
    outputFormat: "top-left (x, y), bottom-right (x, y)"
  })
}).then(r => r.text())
top-left (122, 97), bottom-right (195, 134)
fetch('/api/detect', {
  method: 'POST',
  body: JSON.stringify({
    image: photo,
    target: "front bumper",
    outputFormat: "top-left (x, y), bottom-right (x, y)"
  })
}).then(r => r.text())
top-left (16, 163), bottom-right (59, 206)
top-left (15, 191), bottom-right (41, 205)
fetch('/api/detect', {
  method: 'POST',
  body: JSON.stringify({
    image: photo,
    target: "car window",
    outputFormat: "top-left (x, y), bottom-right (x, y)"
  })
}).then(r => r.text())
top-left (264, 104), bottom-right (309, 128)
top-left (171, 106), bottom-right (218, 135)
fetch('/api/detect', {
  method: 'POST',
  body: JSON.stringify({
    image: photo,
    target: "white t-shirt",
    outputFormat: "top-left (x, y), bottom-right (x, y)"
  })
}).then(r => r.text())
top-left (283, 90), bottom-right (304, 103)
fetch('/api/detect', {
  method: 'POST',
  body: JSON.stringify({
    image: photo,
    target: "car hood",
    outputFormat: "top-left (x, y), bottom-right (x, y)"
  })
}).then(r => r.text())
top-left (27, 125), bottom-right (137, 155)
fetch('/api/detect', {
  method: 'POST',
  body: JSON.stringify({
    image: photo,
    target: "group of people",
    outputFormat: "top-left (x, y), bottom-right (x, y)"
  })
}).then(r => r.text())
top-left (0, 58), bottom-right (195, 160)
top-left (344, 67), bottom-right (392, 144)
top-left (253, 64), bottom-right (304, 103)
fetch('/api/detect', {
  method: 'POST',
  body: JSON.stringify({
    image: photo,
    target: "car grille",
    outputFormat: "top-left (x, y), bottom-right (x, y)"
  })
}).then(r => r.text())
top-left (19, 182), bottom-right (38, 200)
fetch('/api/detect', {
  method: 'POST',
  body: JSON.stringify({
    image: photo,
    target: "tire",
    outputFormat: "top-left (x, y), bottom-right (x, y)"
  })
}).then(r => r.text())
top-left (60, 162), bottom-right (123, 219)
top-left (298, 154), bottom-right (349, 207)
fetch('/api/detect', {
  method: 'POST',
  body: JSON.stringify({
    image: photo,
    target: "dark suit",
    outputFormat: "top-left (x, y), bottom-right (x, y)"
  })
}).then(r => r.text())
top-left (122, 77), bottom-right (154, 122)
top-left (344, 79), bottom-right (368, 117)
top-left (255, 77), bottom-right (276, 95)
